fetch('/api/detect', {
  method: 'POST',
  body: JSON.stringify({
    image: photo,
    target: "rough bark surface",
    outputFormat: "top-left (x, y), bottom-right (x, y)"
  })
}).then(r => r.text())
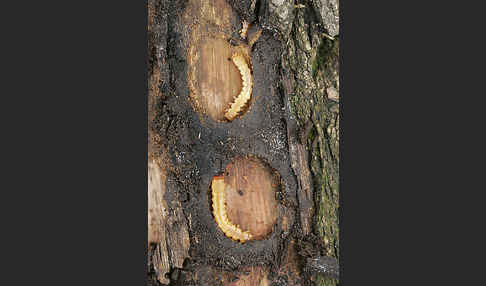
top-left (148, 0), bottom-right (339, 285)
top-left (148, 1), bottom-right (191, 284)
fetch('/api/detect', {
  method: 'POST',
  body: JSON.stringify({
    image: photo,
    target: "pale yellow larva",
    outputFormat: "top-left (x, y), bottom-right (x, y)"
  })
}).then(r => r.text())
top-left (225, 53), bottom-right (253, 121)
top-left (211, 176), bottom-right (252, 242)
top-left (240, 20), bottom-right (249, 39)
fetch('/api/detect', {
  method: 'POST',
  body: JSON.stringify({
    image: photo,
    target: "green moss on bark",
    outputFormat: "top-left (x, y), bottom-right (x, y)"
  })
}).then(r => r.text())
top-left (282, 7), bottom-right (339, 286)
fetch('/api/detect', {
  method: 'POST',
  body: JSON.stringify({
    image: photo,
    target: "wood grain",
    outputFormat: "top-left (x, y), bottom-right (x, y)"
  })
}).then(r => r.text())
top-left (148, 160), bottom-right (167, 246)
top-left (223, 156), bottom-right (280, 240)
top-left (148, 1), bottom-right (190, 278)
top-left (185, 0), bottom-right (255, 122)
top-left (198, 38), bottom-right (243, 121)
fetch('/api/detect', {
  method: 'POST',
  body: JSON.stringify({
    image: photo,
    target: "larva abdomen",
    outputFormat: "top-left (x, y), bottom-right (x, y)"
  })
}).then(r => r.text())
top-left (211, 176), bottom-right (252, 242)
top-left (225, 53), bottom-right (253, 121)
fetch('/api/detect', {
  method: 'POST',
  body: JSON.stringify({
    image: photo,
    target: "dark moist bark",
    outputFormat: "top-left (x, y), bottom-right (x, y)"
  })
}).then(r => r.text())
top-left (148, 0), bottom-right (339, 285)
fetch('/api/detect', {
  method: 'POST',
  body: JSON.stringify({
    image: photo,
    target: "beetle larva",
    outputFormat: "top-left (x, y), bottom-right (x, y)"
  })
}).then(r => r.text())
top-left (211, 176), bottom-right (252, 242)
top-left (224, 53), bottom-right (253, 121)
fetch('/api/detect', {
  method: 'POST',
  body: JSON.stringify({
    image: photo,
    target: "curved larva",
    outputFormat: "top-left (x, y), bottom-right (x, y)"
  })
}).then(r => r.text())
top-left (211, 176), bottom-right (252, 242)
top-left (225, 53), bottom-right (253, 121)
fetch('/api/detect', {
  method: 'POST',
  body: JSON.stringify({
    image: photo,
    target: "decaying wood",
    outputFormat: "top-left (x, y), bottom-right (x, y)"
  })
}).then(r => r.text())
top-left (148, 137), bottom-right (191, 285)
top-left (148, 160), bottom-right (166, 246)
top-left (289, 135), bottom-right (315, 235)
top-left (273, 239), bottom-right (304, 285)
top-left (148, 153), bottom-right (190, 284)
top-left (305, 256), bottom-right (339, 280)
top-left (282, 76), bottom-right (315, 236)
top-left (148, 2), bottom-right (190, 283)
top-left (225, 266), bottom-right (270, 286)
top-left (147, 159), bottom-right (170, 285)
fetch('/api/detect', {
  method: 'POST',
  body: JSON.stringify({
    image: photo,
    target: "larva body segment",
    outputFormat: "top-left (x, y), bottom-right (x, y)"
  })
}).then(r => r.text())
top-left (225, 53), bottom-right (253, 121)
top-left (211, 176), bottom-right (252, 242)
top-left (240, 20), bottom-right (249, 39)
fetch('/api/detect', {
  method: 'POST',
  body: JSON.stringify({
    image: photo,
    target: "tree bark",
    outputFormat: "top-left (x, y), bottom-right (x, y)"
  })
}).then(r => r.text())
top-left (148, 1), bottom-right (339, 285)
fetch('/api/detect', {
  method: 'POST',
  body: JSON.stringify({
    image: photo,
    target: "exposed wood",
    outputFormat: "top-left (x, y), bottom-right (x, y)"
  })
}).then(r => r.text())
top-left (148, 161), bottom-right (170, 284)
top-left (148, 1), bottom-right (190, 283)
top-left (186, 0), bottom-right (261, 122)
top-left (148, 149), bottom-right (191, 285)
top-left (185, 0), bottom-right (239, 122)
top-left (223, 156), bottom-right (280, 240)
top-left (148, 115), bottom-right (191, 284)
top-left (148, 160), bottom-right (166, 246)
top-left (198, 38), bottom-right (243, 121)
top-left (148, 0), bottom-right (340, 285)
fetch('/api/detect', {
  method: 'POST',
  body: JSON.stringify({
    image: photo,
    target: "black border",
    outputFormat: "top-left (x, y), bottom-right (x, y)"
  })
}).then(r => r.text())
top-left (4, 0), bottom-right (463, 284)
top-left (4, 1), bottom-right (148, 284)
top-left (338, 0), bottom-right (344, 283)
